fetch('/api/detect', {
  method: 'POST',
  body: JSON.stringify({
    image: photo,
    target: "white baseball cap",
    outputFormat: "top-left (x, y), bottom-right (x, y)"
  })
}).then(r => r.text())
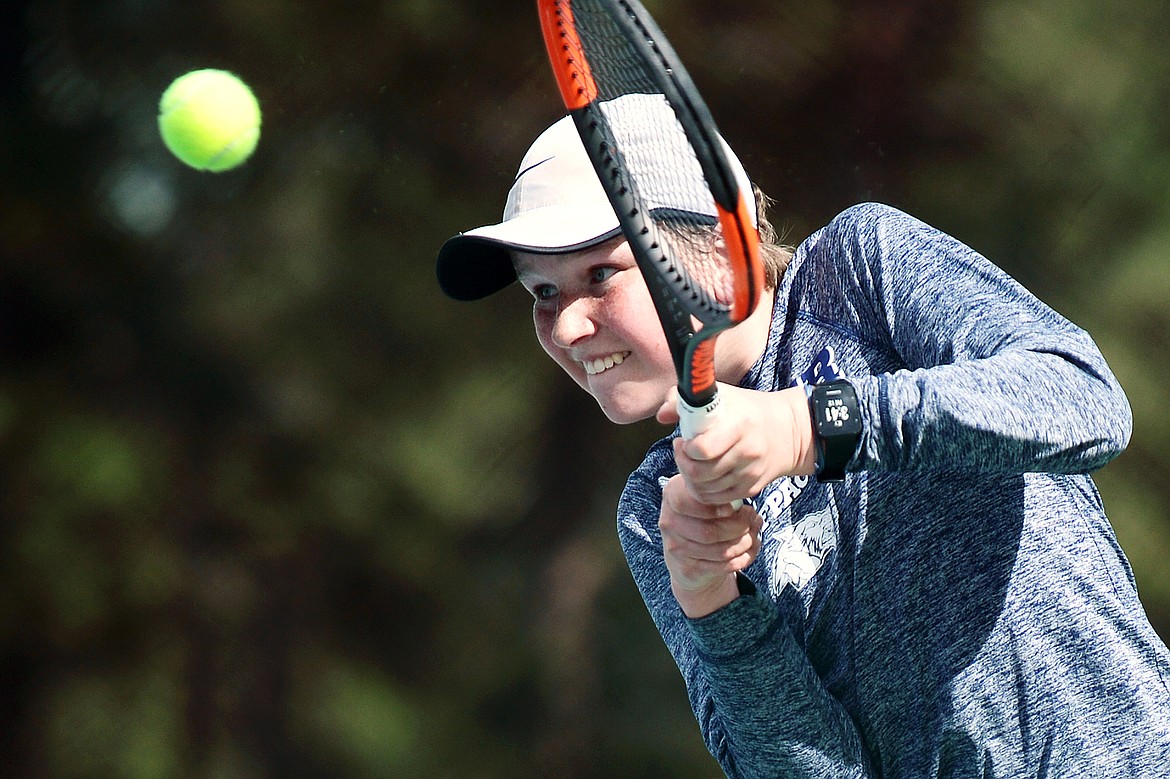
top-left (436, 93), bottom-right (755, 301)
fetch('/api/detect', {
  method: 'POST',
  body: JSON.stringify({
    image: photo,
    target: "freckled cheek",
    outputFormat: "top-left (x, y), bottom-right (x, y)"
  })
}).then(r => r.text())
top-left (606, 285), bottom-right (670, 360)
top-left (532, 308), bottom-right (583, 376)
top-left (531, 308), bottom-right (555, 353)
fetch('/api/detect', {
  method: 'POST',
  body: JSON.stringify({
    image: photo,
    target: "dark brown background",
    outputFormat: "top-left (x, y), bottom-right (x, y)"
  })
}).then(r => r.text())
top-left (3, 1), bottom-right (1168, 776)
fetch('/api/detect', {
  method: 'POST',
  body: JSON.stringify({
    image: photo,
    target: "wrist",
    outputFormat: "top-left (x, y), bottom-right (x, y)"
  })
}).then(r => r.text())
top-left (806, 379), bottom-right (863, 481)
top-left (672, 572), bottom-right (741, 619)
top-left (777, 386), bottom-right (817, 477)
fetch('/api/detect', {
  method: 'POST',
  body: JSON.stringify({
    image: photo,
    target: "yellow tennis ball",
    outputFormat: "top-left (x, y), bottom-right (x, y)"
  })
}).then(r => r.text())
top-left (158, 69), bottom-right (261, 172)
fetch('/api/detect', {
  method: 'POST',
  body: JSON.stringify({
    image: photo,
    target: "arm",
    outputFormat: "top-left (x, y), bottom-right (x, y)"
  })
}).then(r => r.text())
top-left (674, 204), bottom-right (1133, 496)
top-left (619, 475), bottom-right (874, 778)
top-left (830, 204), bottom-right (1131, 474)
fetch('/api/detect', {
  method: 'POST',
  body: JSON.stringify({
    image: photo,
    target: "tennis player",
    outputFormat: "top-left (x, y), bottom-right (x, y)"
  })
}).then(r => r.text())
top-left (436, 98), bottom-right (1170, 777)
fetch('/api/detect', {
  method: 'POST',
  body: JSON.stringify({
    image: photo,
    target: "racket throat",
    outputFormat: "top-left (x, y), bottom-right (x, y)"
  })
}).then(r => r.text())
top-left (678, 337), bottom-right (718, 410)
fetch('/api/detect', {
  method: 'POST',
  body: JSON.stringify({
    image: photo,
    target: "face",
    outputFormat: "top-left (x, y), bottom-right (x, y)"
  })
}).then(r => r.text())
top-left (513, 239), bottom-right (676, 424)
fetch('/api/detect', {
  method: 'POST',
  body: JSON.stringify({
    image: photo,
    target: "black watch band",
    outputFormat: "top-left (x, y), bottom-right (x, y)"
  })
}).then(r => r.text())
top-left (808, 379), bottom-right (862, 482)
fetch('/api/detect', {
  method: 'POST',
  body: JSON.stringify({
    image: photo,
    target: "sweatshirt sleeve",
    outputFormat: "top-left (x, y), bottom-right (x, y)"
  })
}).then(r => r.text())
top-left (618, 470), bottom-right (874, 779)
top-left (811, 204), bottom-right (1132, 475)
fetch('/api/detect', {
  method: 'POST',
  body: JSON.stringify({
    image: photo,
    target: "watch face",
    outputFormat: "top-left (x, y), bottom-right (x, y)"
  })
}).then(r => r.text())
top-left (814, 385), bottom-right (862, 436)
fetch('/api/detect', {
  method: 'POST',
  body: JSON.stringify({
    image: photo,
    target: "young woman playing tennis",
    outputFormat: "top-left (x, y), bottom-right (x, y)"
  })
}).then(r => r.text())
top-left (436, 98), bottom-right (1170, 777)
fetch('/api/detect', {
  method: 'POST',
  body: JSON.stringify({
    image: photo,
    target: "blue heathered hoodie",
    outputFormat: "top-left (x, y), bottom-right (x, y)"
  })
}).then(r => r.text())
top-left (617, 203), bottom-right (1170, 778)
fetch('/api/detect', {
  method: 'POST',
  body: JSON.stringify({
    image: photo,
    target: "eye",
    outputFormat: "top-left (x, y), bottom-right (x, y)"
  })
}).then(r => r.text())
top-left (590, 266), bottom-right (619, 285)
top-left (531, 283), bottom-right (558, 302)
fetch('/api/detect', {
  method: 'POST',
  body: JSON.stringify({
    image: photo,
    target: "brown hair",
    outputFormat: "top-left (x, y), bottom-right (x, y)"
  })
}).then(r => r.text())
top-left (657, 186), bottom-right (792, 300)
top-left (753, 185), bottom-right (794, 290)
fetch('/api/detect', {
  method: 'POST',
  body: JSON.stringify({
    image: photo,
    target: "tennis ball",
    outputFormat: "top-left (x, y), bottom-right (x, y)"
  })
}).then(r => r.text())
top-left (158, 69), bottom-right (261, 172)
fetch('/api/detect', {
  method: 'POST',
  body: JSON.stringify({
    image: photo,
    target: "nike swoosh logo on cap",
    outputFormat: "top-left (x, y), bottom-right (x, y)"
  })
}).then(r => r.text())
top-left (513, 155), bottom-right (555, 184)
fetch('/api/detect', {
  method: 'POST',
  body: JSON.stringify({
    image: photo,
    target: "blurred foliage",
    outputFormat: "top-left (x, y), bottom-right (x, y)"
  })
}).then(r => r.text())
top-left (2, 0), bottom-right (1169, 777)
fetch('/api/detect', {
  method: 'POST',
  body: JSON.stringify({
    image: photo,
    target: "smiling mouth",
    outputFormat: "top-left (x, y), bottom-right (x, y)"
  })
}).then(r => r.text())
top-left (582, 352), bottom-right (630, 376)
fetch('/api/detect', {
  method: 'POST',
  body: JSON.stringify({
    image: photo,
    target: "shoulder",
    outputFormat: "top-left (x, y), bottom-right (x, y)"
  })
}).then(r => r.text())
top-left (794, 202), bottom-right (990, 281)
top-left (785, 203), bottom-right (926, 296)
top-left (811, 202), bottom-right (944, 251)
top-left (830, 201), bottom-right (912, 226)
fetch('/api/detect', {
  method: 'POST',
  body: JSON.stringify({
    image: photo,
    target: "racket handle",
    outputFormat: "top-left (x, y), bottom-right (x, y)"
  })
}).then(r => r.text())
top-left (677, 393), bottom-right (744, 511)
top-left (677, 392), bottom-right (722, 440)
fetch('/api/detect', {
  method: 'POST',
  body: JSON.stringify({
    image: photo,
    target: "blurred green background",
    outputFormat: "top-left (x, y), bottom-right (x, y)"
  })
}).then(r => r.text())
top-left (3, 0), bottom-right (1169, 777)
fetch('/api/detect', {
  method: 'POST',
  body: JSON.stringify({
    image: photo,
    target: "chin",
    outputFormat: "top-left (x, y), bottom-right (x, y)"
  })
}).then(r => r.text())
top-left (594, 395), bottom-right (657, 425)
top-left (601, 409), bottom-right (649, 425)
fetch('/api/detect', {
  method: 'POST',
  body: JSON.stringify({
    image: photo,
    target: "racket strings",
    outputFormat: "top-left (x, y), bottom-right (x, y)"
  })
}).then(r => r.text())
top-left (567, 0), bottom-right (739, 318)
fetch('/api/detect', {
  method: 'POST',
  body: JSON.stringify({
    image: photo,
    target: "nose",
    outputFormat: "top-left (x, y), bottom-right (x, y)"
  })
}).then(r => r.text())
top-left (550, 295), bottom-right (598, 348)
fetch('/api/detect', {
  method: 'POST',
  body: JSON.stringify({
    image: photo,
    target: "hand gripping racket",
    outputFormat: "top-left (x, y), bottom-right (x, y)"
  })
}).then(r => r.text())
top-left (538, 0), bottom-right (765, 500)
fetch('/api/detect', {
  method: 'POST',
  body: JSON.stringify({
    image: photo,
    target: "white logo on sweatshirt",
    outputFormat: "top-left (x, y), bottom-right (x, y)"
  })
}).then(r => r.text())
top-left (768, 505), bottom-right (837, 593)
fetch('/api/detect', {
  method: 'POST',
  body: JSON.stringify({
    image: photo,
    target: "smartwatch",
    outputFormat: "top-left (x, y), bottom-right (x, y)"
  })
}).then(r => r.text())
top-left (808, 379), bottom-right (862, 482)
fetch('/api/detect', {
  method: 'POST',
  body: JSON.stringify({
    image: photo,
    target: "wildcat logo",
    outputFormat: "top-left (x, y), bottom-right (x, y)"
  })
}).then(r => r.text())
top-left (769, 505), bottom-right (837, 592)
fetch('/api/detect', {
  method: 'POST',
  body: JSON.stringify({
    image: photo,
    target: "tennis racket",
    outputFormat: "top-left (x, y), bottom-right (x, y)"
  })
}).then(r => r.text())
top-left (537, 0), bottom-right (765, 469)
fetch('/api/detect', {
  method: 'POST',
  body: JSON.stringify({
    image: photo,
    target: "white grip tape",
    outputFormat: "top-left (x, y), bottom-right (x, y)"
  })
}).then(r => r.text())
top-left (677, 393), bottom-right (743, 511)
top-left (677, 393), bottom-right (721, 440)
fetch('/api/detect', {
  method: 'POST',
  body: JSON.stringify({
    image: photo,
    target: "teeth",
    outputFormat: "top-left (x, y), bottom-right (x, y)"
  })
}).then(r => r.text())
top-left (583, 352), bottom-right (628, 376)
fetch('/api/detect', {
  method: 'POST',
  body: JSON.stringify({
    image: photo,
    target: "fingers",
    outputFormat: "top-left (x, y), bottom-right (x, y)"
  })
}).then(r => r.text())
top-left (662, 514), bottom-right (761, 564)
top-left (673, 436), bottom-right (769, 505)
top-left (660, 513), bottom-right (761, 595)
top-left (677, 424), bottom-right (733, 462)
top-left (660, 475), bottom-right (762, 564)
top-left (664, 383), bottom-right (814, 504)
top-left (663, 470), bottom-right (735, 517)
top-left (655, 386), bottom-right (681, 426)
